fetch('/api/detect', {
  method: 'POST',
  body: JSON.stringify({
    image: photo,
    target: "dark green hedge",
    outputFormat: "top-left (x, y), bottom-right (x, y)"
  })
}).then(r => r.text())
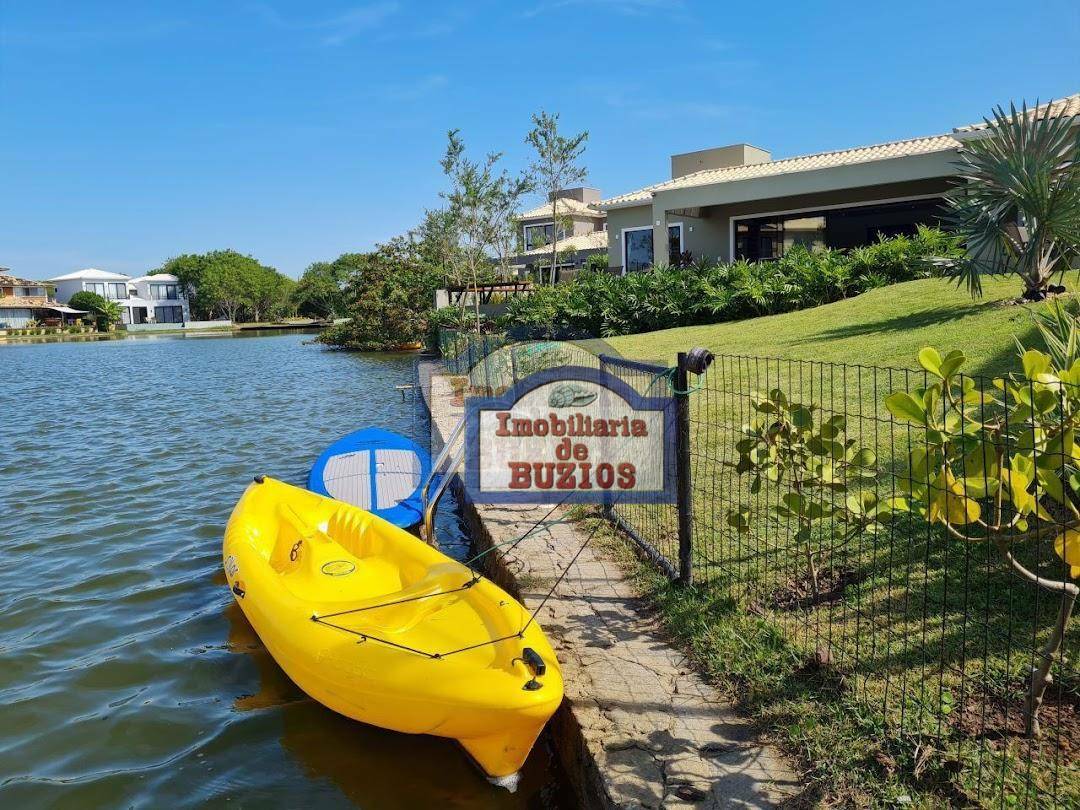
top-left (501, 226), bottom-right (963, 338)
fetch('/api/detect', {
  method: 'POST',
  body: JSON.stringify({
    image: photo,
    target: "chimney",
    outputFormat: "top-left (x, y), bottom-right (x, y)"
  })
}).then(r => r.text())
top-left (670, 144), bottom-right (770, 179)
top-left (548, 186), bottom-right (601, 204)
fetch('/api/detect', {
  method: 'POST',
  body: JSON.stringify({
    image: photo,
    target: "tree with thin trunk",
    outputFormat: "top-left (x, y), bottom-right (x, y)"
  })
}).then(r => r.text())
top-left (526, 111), bottom-right (588, 286)
top-left (885, 328), bottom-right (1080, 739)
top-left (945, 100), bottom-right (1080, 300)
top-left (440, 129), bottom-right (533, 332)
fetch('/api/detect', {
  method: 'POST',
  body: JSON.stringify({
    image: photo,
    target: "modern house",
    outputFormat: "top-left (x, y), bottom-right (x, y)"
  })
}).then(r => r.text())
top-left (600, 93), bottom-right (1080, 272)
top-left (128, 273), bottom-right (190, 324)
top-left (47, 268), bottom-right (191, 325)
top-left (512, 187), bottom-right (607, 281)
top-left (0, 270), bottom-right (87, 328)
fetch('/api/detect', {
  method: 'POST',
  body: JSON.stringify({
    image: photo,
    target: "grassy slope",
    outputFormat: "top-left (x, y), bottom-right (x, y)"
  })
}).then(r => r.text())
top-left (597, 276), bottom-right (1078, 807)
top-left (609, 275), bottom-right (1040, 378)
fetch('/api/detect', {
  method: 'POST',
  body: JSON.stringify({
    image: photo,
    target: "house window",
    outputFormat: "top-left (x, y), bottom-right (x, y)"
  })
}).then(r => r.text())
top-left (734, 198), bottom-right (945, 261)
top-left (13, 286), bottom-right (44, 297)
top-left (523, 223), bottom-right (565, 251)
top-left (150, 283), bottom-right (179, 300)
top-left (85, 282), bottom-right (106, 296)
top-left (155, 305), bottom-right (184, 324)
top-left (623, 228), bottom-right (653, 272)
top-left (108, 282), bottom-right (128, 299)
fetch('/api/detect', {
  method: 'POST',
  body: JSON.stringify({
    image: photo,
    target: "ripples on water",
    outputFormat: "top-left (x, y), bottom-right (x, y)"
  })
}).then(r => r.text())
top-left (0, 332), bottom-right (566, 808)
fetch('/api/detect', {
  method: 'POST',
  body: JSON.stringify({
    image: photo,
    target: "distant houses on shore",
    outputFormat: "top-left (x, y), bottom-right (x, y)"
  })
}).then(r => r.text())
top-left (47, 268), bottom-right (192, 325)
top-left (0, 267), bottom-right (196, 330)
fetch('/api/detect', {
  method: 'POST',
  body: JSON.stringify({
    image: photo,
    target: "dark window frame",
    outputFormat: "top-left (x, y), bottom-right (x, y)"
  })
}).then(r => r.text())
top-left (154, 305), bottom-right (184, 324)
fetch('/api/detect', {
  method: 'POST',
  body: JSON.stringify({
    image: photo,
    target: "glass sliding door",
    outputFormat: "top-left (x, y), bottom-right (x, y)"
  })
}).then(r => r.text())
top-left (667, 224), bottom-right (684, 265)
top-left (155, 306), bottom-right (184, 324)
top-left (623, 227), bottom-right (654, 273)
top-left (733, 198), bottom-right (945, 261)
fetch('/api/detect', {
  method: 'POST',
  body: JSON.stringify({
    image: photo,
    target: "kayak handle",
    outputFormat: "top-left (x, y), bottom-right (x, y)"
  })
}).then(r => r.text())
top-left (522, 647), bottom-right (546, 676)
top-left (231, 583), bottom-right (246, 599)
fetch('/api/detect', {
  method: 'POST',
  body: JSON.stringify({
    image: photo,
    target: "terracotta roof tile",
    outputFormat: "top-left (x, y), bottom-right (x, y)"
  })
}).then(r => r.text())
top-left (600, 134), bottom-right (961, 208)
top-left (518, 230), bottom-right (607, 257)
top-left (518, 197), bottom-right (604, 221)
top-left (953, 93), bottom-right (1080, 133)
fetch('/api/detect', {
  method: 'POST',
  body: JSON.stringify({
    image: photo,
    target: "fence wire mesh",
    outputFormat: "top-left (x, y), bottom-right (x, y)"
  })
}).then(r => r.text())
top-left (437, 329), bottom-right (1080, 807)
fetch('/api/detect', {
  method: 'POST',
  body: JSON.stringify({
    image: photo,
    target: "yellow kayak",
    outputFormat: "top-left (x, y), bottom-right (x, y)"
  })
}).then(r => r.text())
top-left (222, 476), bottom-right (563, 780)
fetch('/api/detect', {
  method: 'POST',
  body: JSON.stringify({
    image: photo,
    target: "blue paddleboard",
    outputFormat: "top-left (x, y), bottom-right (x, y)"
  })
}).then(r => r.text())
top-left (308, 427), bottom-right (432, 528)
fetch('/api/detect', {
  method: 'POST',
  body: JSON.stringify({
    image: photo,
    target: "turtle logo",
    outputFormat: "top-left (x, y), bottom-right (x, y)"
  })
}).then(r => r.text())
top-left (548, 383), bottom-right (597, 408)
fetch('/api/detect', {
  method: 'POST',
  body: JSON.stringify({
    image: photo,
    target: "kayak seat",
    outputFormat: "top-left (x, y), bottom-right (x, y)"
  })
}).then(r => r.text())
top-left (321, 563), bottom-right (472, 635)
top-left (326, 507), bottom-right (387, 560)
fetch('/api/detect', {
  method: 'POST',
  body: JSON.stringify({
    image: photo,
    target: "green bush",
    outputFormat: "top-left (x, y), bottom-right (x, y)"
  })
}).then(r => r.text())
top-left (318, 238), bottom-right (443, 351)
top-left (501, 227), bottom-right (963, 338)
top-left (67, 290), bottom-right (117, 330)
top-left (582, 252), bottom-right (609, 274)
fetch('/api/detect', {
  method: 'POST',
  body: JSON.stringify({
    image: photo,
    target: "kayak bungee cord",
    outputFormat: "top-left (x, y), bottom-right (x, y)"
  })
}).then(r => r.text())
top-left (314, 578), bottom-right (479, 621)
top-left (310, 361), bottom-right (681, 660)
top-left (308, 496), bottom-right (583, 661)
top-left (308, 469), bottom-right (619, 660)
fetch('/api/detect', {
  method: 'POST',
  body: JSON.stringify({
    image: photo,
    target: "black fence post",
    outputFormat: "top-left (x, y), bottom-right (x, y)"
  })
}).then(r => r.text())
top-left (674, 352), bottom-right (694, 586)
top-left (599, 354), bottom-right (612, 524)
top-left (482, 334), bottom-right (491, 393)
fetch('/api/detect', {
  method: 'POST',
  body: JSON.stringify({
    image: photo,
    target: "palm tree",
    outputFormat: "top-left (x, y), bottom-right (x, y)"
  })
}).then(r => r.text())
top-left (945, 100), bottom-right (1080, 300)
top-left (96, 299), bottom-right (123, 330)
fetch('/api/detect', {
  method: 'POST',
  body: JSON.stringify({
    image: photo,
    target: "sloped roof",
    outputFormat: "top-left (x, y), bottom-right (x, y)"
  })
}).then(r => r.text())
top-left (518, 197), bottom-right (604, 221)
top-left (129, 273), bottom-right (179, 284)
top-left (47, 268), bottom-right (130, 282)
top-left (600, 134), bottom-right (961, 209)
top-left (519, 229), bottom-right (607, 257)
top-left (0, 273), bottom-right (46, 286)
top-left (600, 91), bottom-right (1080, 210)
top-left (953, 93), bottom-right (1080, 133)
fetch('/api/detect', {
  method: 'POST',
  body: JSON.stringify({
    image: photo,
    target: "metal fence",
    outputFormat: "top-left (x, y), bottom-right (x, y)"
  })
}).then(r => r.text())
top-left (436, 329), bottom-right (1080, 807)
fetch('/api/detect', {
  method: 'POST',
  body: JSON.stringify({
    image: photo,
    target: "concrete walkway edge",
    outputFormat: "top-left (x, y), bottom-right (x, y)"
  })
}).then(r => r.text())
top-left (421, 364), bottom-right (802, 808)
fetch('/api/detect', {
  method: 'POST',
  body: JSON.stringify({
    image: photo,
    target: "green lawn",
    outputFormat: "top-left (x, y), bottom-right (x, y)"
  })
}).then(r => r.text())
top-left (592, 276), bottom-right (1080, 808)
top-left (448, 278), bottom-right (1078, 805)
top-left (608, 275), bottom-right (1041, 378)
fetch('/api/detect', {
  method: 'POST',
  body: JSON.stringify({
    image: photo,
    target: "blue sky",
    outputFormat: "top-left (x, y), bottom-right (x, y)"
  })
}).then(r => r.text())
top-left (1, 0), bottom-right (1077, 279)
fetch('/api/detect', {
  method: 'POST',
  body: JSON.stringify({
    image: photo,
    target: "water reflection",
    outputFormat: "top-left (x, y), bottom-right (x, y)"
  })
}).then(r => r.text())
top-left (0, 333), bottom-right (566, 807)
top-left (223, 601), bottom-right (565, 809)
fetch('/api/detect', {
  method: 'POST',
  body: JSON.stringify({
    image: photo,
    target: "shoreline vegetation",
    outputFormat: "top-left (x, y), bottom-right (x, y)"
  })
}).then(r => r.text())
top-left (0, 319), bottom-right (332, 344)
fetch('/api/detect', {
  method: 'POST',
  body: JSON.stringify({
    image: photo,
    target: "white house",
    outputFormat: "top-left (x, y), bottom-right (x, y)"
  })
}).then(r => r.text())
top-left (47, 268), bottom-right (191, 325)
top-left (128, 273), bottom-right (190, 324)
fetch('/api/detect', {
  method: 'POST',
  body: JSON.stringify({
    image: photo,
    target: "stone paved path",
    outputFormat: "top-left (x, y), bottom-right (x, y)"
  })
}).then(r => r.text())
top-left (424, 368), bottom-right (802, 808)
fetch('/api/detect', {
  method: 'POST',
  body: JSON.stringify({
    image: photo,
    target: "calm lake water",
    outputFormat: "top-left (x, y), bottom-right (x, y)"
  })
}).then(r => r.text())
top-left (0, 332), bottom-right (566, 808)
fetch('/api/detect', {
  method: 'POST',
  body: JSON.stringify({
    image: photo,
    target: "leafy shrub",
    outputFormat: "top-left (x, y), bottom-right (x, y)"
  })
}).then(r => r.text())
top-left (430, 305), bottom-right (493, 331)
top-left (582, 252), bottom-right (609, 274)
top-left (318, 238), bottom-right (443, 351)
top-left (502, 227), bottom-right (963, 338)
top-left (68, 291), bottom-right (107, 314)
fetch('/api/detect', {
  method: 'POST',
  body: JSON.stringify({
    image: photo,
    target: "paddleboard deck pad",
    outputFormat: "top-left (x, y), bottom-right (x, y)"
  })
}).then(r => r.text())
top-left (308, 427), bottom-right (432, 528)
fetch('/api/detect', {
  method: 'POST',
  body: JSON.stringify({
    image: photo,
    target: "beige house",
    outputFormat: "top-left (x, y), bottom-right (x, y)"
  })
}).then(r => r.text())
top-left (600, 93), bottom-right (1080, 272)
top-left (0, 271), bottom-right (87, 328)
top-left (512, 187), bottom-right (607, 280)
